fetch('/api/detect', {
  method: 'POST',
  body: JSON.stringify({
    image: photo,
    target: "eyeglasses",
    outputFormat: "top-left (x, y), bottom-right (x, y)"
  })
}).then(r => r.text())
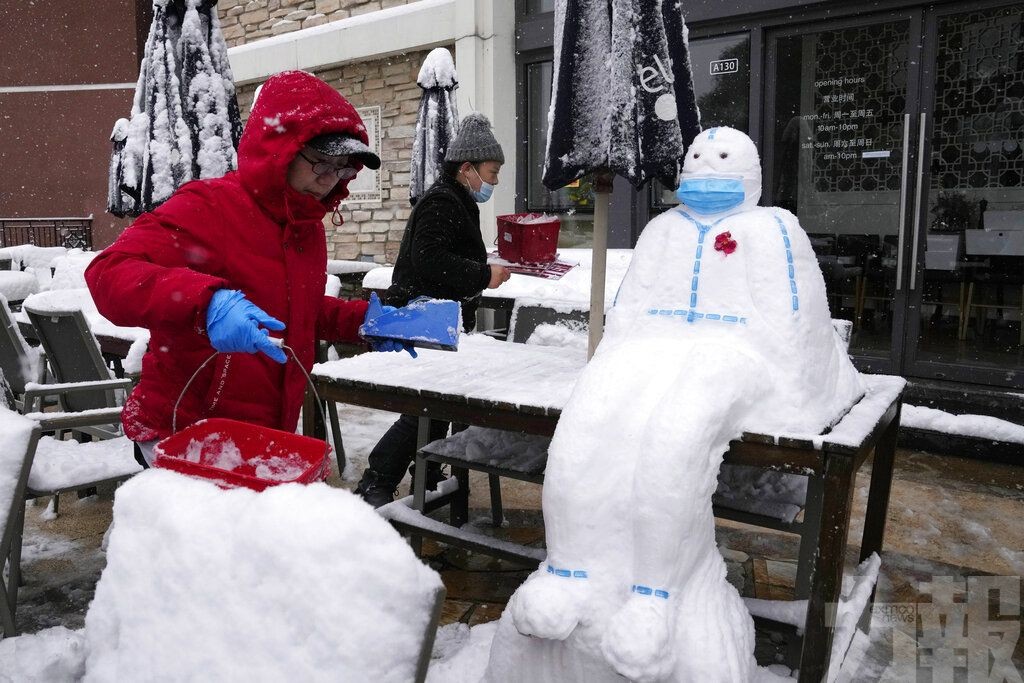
top-left (298, 152), bottom-right (357, 180)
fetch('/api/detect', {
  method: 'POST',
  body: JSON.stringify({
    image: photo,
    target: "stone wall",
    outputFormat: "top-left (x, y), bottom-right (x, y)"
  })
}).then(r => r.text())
top-left (218, 0), bottom-right (415, 47)
top-left (235, 48), bottom-right (434, 263)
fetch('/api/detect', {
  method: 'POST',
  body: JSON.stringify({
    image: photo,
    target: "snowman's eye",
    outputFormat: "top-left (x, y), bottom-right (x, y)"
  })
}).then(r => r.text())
top-left (720, 152), bottom-right (729, 159)
top-left (693, 153), bottom-right (701, 159)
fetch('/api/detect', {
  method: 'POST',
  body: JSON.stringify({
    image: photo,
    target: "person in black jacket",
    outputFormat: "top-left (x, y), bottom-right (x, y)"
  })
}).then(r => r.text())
top-left (356, 113), bottom-right (511, 507)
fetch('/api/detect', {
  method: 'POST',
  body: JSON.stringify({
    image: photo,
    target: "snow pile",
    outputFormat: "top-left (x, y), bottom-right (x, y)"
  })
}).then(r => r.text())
top-left (525, 323), bottom-right (588, 352)
top-left (901, 404), bottom-right (1024, 445)
top-left (27, 436), bottom-right (141, 493)
top-left (0, 271), bottom-right (39, 304)
top-left (0, 626), bottom-right (87, 682)
top-left (417, 47), bottom-right (458, 89)
top-left (0, 246), bottom-right (67, 274)
top-left (45, 250), bottom-right (99, 292)
top-left (85, 470), bottom-right (443, 681)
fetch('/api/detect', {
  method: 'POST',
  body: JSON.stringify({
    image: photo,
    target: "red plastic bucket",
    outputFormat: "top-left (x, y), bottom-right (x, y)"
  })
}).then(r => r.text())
top-left (153, 418), bottom-right (331, 492)
top-left (496, 213), bottom-right (560, 264)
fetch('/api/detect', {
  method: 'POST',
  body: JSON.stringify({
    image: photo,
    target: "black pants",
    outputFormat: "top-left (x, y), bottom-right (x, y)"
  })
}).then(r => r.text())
top-left (366, 414), bottom-right (450, 486)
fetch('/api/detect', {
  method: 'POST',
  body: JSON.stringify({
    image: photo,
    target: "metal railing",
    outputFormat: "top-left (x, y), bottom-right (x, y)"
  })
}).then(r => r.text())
top-left (0, 216), bottom-right (93, 250)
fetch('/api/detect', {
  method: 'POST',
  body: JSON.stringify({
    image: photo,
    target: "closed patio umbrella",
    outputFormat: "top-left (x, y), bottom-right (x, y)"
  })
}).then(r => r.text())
top-left (108, 0), bottom-right (241, 217)
top-left (410, 48), bottom-right (460, 205)
top-left (543, 0), bottom-right (701, 357)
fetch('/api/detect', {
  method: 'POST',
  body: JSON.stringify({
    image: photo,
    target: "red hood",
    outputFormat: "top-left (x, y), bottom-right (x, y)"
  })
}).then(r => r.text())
top-left (238, 70), bottom-right (369, 225)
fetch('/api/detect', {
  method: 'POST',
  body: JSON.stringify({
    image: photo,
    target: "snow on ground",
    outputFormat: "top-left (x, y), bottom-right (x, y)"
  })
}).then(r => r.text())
top-left (902, 404), bottom-right (1024, 445)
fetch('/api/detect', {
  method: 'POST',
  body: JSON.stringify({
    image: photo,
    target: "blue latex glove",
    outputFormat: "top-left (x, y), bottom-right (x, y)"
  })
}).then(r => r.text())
top-left (206, 289), bottom-right (287, 364)
top-left (362, 299), bottom-right (417, 358)
top-left (369, 337), bottom-right (418, 358)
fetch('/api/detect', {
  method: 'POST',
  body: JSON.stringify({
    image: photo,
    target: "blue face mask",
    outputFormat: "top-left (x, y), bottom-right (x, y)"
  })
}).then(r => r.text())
top-left (676, 177), bottom-right (745, 215)
top-left (468, 166), bottom-right (494, 203)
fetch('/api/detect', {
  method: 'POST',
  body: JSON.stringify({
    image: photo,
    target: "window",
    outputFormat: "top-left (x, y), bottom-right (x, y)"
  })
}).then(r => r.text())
top-left (524, 0), bottom-right (554, 13)
top-left (652, 32), bottom-right (752, 208)
top-left (525, 60), bottom-right (594, 247)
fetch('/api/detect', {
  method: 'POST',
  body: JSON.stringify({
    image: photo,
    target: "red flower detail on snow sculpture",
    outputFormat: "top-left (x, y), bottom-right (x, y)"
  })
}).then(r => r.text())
top-left (714, 231), bottom-right (737, 255)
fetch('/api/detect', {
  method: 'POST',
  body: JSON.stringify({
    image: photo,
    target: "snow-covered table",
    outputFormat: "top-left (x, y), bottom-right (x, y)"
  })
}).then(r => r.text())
top-left (310, 339), bottom-right (904, 682)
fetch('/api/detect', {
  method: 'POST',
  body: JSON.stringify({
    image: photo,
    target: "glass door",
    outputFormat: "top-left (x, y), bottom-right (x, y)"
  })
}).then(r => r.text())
top-left (906, 2), bottom-right (1024, 389)
top-left (764, 13), bottom-right (924, 375)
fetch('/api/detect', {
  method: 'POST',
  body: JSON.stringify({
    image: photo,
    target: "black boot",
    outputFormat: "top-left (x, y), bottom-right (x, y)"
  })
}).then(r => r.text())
top-left (355, 469), bottom-right (398, 509)
top-left (407, 461), bottom-right (448, 496)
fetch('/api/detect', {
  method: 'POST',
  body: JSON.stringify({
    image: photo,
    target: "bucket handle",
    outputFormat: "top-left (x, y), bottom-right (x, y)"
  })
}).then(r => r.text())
top-left (172, 341), bottom-right (329, 436)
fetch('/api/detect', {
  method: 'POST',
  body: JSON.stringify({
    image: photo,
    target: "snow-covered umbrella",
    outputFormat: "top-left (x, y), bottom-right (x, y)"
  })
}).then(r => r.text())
top-left (410, 48), bottom-right (459, 205)
top-left (108, 0), bottom-right (241, 218)
top-left (543, 0), bottom-right (701, 357)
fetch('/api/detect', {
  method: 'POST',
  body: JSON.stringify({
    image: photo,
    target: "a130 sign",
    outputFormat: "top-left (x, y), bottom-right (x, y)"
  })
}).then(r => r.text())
top-left (710, 58), bottom-right (739, 76)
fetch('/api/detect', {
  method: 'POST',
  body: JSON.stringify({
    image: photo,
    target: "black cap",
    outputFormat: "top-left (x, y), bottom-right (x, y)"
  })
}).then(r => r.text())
top-left (307, 133), bottom-right (381, 170)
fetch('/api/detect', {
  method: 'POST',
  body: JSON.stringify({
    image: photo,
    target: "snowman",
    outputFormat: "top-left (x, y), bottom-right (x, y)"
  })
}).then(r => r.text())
top-left (483, 127), bottom-right (864, 682)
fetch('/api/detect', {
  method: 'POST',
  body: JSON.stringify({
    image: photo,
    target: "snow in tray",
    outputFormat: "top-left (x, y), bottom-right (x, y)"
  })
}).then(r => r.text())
top-left (178, 433), bottom-right (308, 481)
top-left (0, 409), bottom-right (36, 544)
top-left (27, 435), bottom-right (141, 493)
top-left (83, 470), bottom-right (443, 681)
top-left (362, 248), bottom-right (634, 305)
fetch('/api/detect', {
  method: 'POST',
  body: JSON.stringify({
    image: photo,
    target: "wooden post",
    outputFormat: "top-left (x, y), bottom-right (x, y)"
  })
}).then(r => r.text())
top-left (588, 169), bottom-right (615, 359)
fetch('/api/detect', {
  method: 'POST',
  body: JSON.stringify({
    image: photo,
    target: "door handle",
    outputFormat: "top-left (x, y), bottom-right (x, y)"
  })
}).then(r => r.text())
top-left (896, 113), bottom-right (911, 291)
top-left (910, 112), bottom-right (927, 291)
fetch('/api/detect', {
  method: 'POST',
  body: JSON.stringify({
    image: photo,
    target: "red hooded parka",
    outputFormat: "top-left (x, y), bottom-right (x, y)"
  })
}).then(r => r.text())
top-left (86, 70), bottom-right (370, 441)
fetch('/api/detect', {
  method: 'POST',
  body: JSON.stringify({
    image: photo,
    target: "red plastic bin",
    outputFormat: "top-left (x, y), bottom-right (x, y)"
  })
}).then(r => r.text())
top-left (496, 213), bottom-right (560, 264)
top-left (153, 418), bottom-right (331, 492)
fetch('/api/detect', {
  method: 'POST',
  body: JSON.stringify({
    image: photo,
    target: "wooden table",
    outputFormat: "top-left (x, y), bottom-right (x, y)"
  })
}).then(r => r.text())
top-left (308, 339), bottom-right (903, 682)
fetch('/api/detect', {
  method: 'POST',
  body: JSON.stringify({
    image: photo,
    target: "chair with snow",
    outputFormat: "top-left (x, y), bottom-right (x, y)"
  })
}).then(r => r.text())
top-left (0, 365), bottom-right (140, 638)
top-left (19, 300), bottom-right (141, 516)
top-left (0, 294), bottom-right (47, 412)
top-left (0, 371), bottom-right (39, 639)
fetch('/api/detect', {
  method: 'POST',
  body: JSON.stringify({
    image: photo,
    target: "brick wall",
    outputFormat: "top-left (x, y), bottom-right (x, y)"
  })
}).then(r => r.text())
top-left (235, 48), bottom-right (435, 263)
top-left (218, 0), bottom-right (415, 47)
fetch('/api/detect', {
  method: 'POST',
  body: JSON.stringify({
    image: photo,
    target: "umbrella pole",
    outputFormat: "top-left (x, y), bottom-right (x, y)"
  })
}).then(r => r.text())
top-left (588, 169), bottom-right (614, 360)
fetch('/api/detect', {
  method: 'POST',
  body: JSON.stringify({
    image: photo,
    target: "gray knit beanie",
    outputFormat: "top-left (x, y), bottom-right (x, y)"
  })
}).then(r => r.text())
top-left (445, 112), bottom-right (504, 164)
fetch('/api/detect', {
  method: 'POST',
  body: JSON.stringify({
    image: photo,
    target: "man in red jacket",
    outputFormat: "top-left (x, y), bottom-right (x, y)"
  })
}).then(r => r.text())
top-left (87, 70), bottom-right (400, 465)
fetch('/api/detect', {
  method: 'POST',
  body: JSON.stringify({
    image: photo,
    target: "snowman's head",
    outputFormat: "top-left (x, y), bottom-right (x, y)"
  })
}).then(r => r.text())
top-left (677, 127), bottom-right (762, 216)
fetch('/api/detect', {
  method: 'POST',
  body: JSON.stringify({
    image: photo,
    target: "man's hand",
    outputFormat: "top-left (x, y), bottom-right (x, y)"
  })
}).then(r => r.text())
top-left (206, 289), bottom-right (287, 363)
top-left (488, 264), bottom-right (512, 289)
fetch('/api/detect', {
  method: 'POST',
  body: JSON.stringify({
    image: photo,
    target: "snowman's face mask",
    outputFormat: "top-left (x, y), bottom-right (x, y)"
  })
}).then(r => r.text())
top-left (676, 174), bottom-right (745, 215)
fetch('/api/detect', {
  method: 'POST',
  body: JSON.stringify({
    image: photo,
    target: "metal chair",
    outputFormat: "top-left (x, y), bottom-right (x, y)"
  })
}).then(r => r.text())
top-left (21, 302), bottom-right (133, 439)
